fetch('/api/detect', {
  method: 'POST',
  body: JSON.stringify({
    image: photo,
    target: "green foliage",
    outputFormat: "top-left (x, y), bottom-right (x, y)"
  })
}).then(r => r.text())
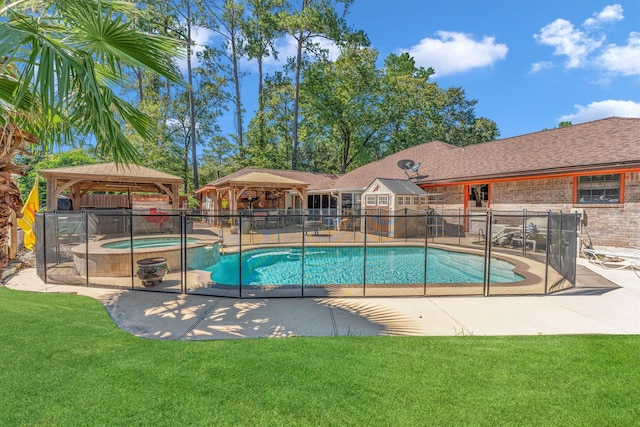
top-left (16, 150), bottom-right (96, 205)
top-left (294, 47), bottom-right (499, 173)
top-left (1, 287), bottom-right (639, 425)
top-left (0, 0), bottom-right (185, 164)
top-left (22, 0), bottom-right (503, 184)
top-left (244, 72), bottom-right (294, 169)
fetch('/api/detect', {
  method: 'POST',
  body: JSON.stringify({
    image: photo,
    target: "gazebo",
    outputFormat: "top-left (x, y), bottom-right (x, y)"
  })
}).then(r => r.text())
top-left (196, 171), bottom-right (310, 213)
top-left (38, 162), bottom-right (183, 211)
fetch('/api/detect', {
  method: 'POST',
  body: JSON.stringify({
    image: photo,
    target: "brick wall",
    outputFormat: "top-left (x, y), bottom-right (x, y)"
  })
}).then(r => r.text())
top-left (430, 173), bottom-right (640, 248)
top-left (424, 185), bottom-right (465, 212)
top-left (490, 174), bottom-right (640, 247)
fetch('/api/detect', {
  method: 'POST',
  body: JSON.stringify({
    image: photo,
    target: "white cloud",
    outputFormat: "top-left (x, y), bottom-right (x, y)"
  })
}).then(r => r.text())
top-left (534, 18), bottom-right (601, 68)
top-left (533, 4), bottom-right (640, 76)
top-left (402, 31), bottom-right (508, 77)
top-left (584, 4), bottom-right (624, 26)
top-left (530, 61), bottom-right (554, 73)
top-left (176, 26), bottom-right (217, 72)
top-left (598, 32), bottom-right (640, 76)
top-left (558, 100), bottom-right (640, 123)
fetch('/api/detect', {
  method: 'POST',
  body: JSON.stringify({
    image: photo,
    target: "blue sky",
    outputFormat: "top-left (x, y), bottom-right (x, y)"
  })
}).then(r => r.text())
top-left (345, 0), bottom-right (640, 138)
top-left (195, 0), bottom-right (640, 141)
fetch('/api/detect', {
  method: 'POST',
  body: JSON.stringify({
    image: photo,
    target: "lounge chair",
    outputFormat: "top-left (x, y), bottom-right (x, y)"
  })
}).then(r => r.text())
top-left (581, 247), bottom-right (640, 276)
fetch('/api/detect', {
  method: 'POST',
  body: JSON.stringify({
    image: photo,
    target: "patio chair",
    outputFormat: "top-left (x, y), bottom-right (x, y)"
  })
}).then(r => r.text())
top-left (304, 220), bottom-right (323, 236)
top-left (264, 211), bottom-right (279, 228)
top-left (252, 212), bottom-right (267, 229)
top-left (144, 207), bottom-right (169, 231)
top-left (581, 247), bottom-right (640, 276)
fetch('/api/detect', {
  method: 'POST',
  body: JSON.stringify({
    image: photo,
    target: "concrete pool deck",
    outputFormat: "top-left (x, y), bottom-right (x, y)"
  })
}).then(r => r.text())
top-left (3, 258), bottom-right (639, 339)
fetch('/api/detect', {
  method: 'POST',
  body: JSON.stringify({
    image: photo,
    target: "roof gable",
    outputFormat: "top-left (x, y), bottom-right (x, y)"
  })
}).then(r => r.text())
top-left (200, 167), bottom-right (337, 191)
top-left (366, 178), bottom-right (426, 195)
top-left (39, 162), bottom-right (182, 182)
top-left (227, 171), bottom-right (308, 185)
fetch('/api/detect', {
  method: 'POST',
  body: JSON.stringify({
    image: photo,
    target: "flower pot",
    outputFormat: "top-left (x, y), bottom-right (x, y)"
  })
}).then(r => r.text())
top-left (136, 257), bottom-right (168, 287)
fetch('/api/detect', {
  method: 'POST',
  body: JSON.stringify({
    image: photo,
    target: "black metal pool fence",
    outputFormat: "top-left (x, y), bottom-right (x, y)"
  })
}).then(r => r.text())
top-left (35, 209), bottom-right (578, 298)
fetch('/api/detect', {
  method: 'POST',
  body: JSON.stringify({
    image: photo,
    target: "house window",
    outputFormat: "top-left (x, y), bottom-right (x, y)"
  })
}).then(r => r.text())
top-left (397, 196), bottom-right (404, 206)
top-left (341, 193), bottom-right (353, 210)
top-left (405, 196), bottom-right (412, 205)
top-left (577, 174), bottom-right (621, 204)
top-left (365, 195), bottom-right (376, 206)
top-left (378, 195), bottom-right (389, 206)
top-left (413, 196), bottom-right (420, 205)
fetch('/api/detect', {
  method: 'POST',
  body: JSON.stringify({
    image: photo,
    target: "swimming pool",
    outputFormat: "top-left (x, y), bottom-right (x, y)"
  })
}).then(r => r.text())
top-left (101, 237), bottom-right (199, 249)
top-left (205, 246), bottom-right (524, 286)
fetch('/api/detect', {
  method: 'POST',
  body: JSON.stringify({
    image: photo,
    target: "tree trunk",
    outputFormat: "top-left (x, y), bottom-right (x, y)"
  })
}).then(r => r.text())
top-left (291, 31), bottom-right (304, 171)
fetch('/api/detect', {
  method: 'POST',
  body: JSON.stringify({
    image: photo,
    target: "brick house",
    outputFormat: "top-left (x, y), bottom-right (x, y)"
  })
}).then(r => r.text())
top-left (335, 117), bottom-right (640, 248)
top-left (198, 117), bottom-right (640, 248)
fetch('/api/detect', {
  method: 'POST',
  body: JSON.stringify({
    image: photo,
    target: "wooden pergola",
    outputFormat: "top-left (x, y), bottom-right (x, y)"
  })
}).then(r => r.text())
top-left (196, 171), bottom-right (309, 213)
top-left (38, 162), bottom-right (183, 211)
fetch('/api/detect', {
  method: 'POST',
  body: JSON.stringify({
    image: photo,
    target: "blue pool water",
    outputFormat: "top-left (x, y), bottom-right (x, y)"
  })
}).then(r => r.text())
top-left (102, 237), bottom-right (198, 249)
top-left (205, 246), bottom-right (524, 286)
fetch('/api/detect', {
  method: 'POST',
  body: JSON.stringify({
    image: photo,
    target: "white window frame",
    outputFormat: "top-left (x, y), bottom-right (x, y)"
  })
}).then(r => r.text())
top-left (577, 174), bottom-right (621, 204)
top-left (378, 195), bottom-right (389, 206)
top-left (365, 195), bottom-right (376, 206)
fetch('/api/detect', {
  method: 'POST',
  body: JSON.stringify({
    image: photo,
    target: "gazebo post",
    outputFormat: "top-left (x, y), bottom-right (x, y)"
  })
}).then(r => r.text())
top-left (46, 178), bottom-right (57, 211)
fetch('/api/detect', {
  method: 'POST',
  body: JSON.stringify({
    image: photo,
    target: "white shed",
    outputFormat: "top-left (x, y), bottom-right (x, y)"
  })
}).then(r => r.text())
top-left (361, 178), bottom-right (428, 213)
top-left (361, 178), bottom-right (429, 237)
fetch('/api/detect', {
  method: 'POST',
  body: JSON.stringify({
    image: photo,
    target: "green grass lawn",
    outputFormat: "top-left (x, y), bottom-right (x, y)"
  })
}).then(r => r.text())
top-left (1, 287), bottom-right (638, 426)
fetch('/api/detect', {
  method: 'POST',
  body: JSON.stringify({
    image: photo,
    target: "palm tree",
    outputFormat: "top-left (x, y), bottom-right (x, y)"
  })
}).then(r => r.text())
top-left (0, 0), bottom-right (185, 271)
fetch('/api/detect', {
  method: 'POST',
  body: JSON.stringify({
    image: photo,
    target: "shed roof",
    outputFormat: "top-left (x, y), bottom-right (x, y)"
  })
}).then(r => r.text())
top-left (368, 178), bottom-right (427, 195)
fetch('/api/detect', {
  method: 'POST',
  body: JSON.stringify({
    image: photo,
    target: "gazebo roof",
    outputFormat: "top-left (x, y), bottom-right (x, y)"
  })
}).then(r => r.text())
top-left (39, 162), bottom-right (182, 190)
top-left (38, 162), bottom-right (183, 211)
top-left (224, 172), bottom-right (309, 186)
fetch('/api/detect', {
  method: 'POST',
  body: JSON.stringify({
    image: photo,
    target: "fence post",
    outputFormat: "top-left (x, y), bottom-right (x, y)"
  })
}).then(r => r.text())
top-left (423, 209), bottom-right (429, 296)
top-left (363, 210), bottom-right (367, 296)
top-left (544, 211), bottom-right (551, 294)
top-left (458, 208), bottom-right (461, 246)
top-left (522, 209), bottom-right (527, 257)
top-left (301, 210), bottom-right (306, 297)
top-left (84, 211), bottom-right (89, 287)
top-left (559, 211), bottom-right (564, 280)
top-left (129, 210), bottom-right (134, 290)
top-left (42, 213), bottom-right (47, 284)
top-left (180, 211), bottom-right (186, 294)
top-left (483, 211), bottom-right (493, 296)
top-left (238, 212), bottom-right (243, 298)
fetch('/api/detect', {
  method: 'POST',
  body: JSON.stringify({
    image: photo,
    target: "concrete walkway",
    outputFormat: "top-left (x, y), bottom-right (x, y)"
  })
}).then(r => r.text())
top-left (4, 258), bottom-right (639, 339)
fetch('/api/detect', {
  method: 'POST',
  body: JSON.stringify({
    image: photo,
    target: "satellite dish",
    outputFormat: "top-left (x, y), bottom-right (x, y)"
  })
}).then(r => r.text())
top-left (397, 159), bottom-right (415, 170)
top-left (410, 162), bottom-right (421, 173)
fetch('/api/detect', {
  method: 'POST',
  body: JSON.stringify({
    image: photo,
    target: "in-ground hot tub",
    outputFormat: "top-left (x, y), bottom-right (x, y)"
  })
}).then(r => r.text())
top-left (71, 235), bottom-right (221, 277)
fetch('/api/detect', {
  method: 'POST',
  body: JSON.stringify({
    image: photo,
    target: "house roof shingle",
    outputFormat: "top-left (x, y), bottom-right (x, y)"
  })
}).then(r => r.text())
top-left (336, 116), bottom-right (640, 188)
